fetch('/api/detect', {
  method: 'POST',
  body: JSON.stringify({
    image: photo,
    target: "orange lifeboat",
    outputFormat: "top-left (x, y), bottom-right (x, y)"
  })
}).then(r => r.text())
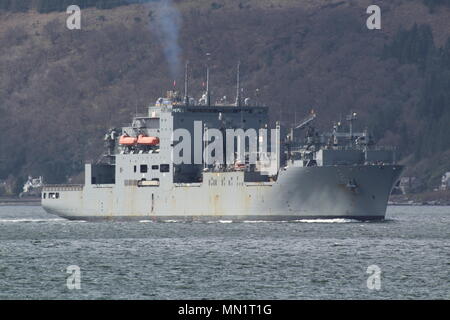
top-left (119, 135), bottom-right (137, 146)
top-left (137, 135), bottom-right (159, 146)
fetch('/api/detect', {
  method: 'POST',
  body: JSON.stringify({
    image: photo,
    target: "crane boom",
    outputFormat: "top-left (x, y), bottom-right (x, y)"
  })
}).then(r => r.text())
top-left (295, 112), bottom-right (317, 129)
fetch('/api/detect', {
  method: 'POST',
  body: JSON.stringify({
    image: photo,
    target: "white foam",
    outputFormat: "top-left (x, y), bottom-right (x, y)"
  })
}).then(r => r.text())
top-left (292, 218), bottom-right (356, 223)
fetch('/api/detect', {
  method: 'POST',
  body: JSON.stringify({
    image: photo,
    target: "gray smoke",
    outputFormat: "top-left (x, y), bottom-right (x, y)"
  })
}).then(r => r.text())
top-left (148, 0), bottom-right (182, 79)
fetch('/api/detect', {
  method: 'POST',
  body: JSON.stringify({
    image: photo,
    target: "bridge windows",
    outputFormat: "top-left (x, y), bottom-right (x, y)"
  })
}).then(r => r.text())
top-left (160, 164), bottom-right (170, 172)
top-left (138, 164), bottom-right (164, 173)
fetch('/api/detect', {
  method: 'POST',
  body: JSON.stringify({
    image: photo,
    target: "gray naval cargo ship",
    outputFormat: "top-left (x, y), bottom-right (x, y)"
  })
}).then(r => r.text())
top-left (42, 70), bottom-right (403, 221)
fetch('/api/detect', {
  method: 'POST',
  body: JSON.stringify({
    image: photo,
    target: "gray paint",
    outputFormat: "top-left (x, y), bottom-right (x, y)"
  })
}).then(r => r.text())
top-left (42, 96), bottom-right (403, 221)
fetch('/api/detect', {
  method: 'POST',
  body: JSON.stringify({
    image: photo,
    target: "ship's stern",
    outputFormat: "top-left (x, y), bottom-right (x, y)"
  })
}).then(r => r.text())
top-left (41, 185), bottom-right (84, 220)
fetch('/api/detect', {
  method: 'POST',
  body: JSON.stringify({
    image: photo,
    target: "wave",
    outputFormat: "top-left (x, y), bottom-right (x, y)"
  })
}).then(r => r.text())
top-left (134, 218), bottom-right (360, 224)
top-left (291, 218), bottom-right (357, 223)
top-left (210, 219), bottom-right (357, 223)
top-left (170, 219), bottom-right (358, 224)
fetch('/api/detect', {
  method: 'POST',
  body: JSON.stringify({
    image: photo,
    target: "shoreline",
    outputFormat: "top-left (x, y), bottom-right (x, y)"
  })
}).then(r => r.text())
top-left (387, 202), bottom-right (450, 206)
top-left (0, 197), bottom-right (41, 206)
top-left (389, 190), bottom-right (450, 206)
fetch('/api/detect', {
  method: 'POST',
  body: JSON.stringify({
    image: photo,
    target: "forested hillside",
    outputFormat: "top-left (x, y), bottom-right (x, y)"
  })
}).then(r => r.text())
top-left (0, 0), bottom-right (449, 193)
top-left (0, 0), bottom-right (132, 12)
top-left (2, 0), bottom-right (449, 13)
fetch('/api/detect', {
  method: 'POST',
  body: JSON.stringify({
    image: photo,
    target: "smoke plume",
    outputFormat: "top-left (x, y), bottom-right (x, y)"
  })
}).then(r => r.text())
top-left (148, 0), bottom-right (182, 79)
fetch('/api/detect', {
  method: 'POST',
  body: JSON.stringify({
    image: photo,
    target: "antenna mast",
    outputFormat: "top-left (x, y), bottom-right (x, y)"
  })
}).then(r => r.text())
top-left (235, 61), bottom-right (241, 107)
top-left (346, 111), bottom-right (357, 140)
top-left (206, 53), bottom-right (211, 106)
top-left (206, 67), bottom-right (211, 106)
top-left (184, 61), bottom-right (189, 106)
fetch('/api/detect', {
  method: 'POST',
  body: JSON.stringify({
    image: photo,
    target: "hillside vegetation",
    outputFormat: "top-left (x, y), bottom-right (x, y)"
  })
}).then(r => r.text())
top-left (0, 0), bottom-right (450, 193)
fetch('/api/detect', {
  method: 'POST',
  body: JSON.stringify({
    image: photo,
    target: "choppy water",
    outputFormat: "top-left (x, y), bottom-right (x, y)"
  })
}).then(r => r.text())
top-left (0, 205), bottom-right (448, 300)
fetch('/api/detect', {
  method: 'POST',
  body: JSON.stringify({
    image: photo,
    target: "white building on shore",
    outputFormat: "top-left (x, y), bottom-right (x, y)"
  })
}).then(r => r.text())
top-left (440, 172), bottom-right (450, 191)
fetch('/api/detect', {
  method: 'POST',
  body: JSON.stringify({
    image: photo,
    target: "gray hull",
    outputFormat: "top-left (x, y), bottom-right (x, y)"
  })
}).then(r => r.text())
top-left (42, 165), bottom-right (403, 221)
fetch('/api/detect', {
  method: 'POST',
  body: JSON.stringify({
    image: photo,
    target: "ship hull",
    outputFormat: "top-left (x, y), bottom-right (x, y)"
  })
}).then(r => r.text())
top-left (42, 165), bottom-right (403, 221)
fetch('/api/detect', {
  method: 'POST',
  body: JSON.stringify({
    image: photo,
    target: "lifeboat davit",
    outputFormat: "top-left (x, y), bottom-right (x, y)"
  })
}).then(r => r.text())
top-left (119, 135), bottom-right (137, 146)
top-left (137, 135), bottom-right (159, 146)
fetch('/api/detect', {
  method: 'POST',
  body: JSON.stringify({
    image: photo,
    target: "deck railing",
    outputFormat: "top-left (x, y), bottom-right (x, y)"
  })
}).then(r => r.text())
top-left (43, 184), bottom-right (83, 191)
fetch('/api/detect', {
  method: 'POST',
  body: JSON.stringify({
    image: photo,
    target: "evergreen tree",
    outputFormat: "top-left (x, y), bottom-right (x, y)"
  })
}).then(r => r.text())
top-left (423, 0), bottom-right (450, 13)
top-left (0, 0), bottom-right (12, 11)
